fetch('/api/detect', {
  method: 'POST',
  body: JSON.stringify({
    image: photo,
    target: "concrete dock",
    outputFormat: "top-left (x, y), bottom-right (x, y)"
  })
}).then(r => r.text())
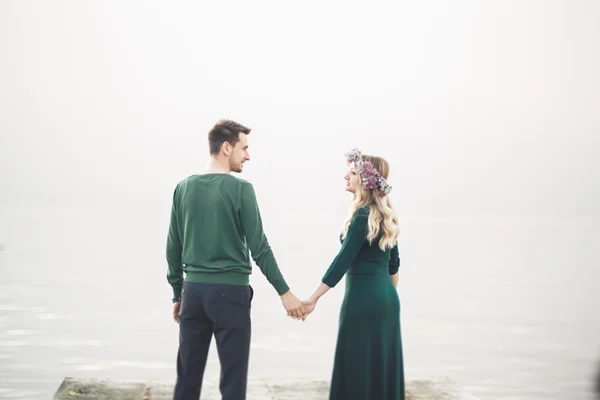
top-left (53, 377), bottom-right (476, 399)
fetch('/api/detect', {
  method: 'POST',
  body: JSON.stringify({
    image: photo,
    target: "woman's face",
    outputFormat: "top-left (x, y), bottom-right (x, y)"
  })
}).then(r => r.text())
top-left (344, 163), bottom-right (361, 193)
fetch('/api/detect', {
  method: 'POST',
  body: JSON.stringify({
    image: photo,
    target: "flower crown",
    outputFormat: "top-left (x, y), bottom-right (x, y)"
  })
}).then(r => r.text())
top-left (345, 148), bottom-right (392, 196)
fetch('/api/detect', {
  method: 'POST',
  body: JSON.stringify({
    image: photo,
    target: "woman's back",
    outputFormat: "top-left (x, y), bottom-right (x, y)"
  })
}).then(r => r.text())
top-left (341, 206), bottom-right (399, 276)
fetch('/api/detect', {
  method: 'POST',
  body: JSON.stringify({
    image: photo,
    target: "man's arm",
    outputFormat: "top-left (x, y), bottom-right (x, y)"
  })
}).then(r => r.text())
top-left (166, 186), bottom-right (184, 302)
top-left (240, 182), bottom-right (289, 294)
top-left (240, 182), bottom-right (305, 318)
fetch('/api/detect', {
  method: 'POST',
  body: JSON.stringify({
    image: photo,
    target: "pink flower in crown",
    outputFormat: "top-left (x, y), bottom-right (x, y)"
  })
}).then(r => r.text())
top-left (344, 148), bottom-right (393, 196)
top-left (361, 161), bottom-right (378, 189)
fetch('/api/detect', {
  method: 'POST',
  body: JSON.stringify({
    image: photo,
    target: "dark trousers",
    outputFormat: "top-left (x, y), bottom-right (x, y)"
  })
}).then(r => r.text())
top-left (173, 282), bottom-right (253, 400)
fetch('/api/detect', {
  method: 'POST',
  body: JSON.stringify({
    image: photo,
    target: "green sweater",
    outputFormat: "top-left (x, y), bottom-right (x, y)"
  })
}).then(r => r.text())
top-left (166, 174), bottom-right (290, 298)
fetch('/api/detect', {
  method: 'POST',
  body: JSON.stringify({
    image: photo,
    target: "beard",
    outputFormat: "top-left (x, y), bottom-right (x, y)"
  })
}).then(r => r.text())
top-left (229, 158), bottom-right (243, 173)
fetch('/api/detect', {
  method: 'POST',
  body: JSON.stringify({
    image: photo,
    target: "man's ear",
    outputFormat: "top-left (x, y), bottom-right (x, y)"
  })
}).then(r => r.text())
top-left (222, 141), bottom-right (231, 156)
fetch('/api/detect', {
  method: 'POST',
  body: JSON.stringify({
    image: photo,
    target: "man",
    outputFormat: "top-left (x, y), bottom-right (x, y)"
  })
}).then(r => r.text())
top-left (166, 119), bottom-right (306, 400)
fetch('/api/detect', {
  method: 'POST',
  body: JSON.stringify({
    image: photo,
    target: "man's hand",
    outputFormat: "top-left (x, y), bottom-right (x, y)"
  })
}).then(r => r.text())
top-left (280, 291), bottom-right (305, 320)
top-left (300, 299), bottom-right (316, 321)
top-left (173, 301), bottom-right (181, 323)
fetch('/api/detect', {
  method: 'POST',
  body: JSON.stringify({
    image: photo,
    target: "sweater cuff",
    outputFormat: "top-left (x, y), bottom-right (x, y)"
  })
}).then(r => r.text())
top-left (273, 279), bottom-right (290, 296)
top-left (172, 285), bottom-right (182, 300)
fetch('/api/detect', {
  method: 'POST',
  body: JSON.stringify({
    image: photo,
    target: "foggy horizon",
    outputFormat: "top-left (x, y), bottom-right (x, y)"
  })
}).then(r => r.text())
top-left (1, 1), bottom-right (599, 399)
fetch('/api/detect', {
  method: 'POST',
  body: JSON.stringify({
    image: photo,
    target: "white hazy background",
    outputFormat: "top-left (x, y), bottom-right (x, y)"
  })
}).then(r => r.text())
top-left (1, 1), bottom-right (599, 399)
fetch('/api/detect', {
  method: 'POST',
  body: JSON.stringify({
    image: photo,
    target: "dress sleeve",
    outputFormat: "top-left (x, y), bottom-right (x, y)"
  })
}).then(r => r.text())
top-left (388, 243), bottom-right (400, 275)
top-left (321, 210), bottom-right (368, 288)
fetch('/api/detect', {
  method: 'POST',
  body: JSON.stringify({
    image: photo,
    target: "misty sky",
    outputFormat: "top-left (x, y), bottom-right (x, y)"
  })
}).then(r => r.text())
top-left (1, 3), bottom-right (599, 397)
top-left (1, 0), bottom-right (598, 220)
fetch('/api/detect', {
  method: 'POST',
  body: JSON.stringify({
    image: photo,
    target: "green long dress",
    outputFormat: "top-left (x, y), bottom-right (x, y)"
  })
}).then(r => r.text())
top-left (322, 206), bottom-right (404, 400)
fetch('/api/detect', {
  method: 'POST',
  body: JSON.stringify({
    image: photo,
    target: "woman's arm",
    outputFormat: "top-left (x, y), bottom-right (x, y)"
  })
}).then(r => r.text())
top-left (300, 282), bottom-right (331, 320)
top-left (300, 210), bottom-right (369, 319)
top-left (321, 209), bottom-right (368, 288)
top-left (309, 282), bottom-right (331, 304)
top-left (388, 243), bottom-right (400, 289)
top-left (390, 272), bottom-right (399, 288)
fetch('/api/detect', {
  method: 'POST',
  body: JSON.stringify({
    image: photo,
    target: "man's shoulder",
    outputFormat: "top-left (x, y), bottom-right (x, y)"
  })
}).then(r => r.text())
top-left (174, 173), bottom-right (251, 184)
top-left (173, 174), bottom-right (255, 192)
top-left (172, 174), bottom-right (197, 190)
top-left (178, 174), bottom-right (197, 184)
top-left (217, 174), bottom-right (255, 191)
top-left (231, 175), bottom-right (252, 186)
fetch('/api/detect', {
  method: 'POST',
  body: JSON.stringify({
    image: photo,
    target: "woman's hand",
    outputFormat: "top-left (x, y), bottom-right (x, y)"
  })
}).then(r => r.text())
top-left (300, 299), bottom-right (317, 320)
top-left (281, 290), bottom-right (306, 320)
top-left (297, 282), bottom-right (331, 320)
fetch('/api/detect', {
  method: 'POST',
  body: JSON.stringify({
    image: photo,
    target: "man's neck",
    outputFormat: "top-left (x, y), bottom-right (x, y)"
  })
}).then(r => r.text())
top-left (206, 157), bottom-right (231, 174)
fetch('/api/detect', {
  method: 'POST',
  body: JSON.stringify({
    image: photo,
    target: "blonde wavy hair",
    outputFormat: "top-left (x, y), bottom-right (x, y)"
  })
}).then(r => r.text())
top-left (341, 154), bottom-right (400, 251)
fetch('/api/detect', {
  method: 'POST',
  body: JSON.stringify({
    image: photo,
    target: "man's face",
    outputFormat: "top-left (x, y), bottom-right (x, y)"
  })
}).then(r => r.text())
top-left (228, 133), bottom-right (250, 173)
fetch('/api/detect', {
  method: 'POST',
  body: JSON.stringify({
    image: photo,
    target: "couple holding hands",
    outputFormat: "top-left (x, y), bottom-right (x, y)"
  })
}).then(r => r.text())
top-left (166, 119), bottom-right (405, 400)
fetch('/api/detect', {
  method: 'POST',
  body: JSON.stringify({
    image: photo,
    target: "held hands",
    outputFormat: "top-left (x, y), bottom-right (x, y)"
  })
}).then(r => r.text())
top-left (283, 296), bottom-right (317, 321)
top-left (295, 283), bottom-right (328, 320)
top-left (299, 299), bottom-right (316, 320)
top-left (280, 291), bottom-right (306, 320)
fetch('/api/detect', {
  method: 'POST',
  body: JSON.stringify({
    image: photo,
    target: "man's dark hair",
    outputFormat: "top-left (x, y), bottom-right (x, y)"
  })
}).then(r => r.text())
top-left (208, 119), bottom-right (251, 155)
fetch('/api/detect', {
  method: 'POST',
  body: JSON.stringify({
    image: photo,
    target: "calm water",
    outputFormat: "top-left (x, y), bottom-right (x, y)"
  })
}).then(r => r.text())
top-left (0, 208), bottom-right (598, 399)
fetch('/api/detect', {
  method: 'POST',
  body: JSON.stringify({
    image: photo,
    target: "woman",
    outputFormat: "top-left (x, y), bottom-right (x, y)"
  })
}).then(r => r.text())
top-left (302, 148), bottom-right (404, 399)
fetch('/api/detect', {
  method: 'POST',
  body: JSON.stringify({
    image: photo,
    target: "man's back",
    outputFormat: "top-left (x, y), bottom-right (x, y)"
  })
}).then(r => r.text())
top-left (169, 173), bottom-right (251, 273)
top-left (166, 173), bottom-right (289, 302)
